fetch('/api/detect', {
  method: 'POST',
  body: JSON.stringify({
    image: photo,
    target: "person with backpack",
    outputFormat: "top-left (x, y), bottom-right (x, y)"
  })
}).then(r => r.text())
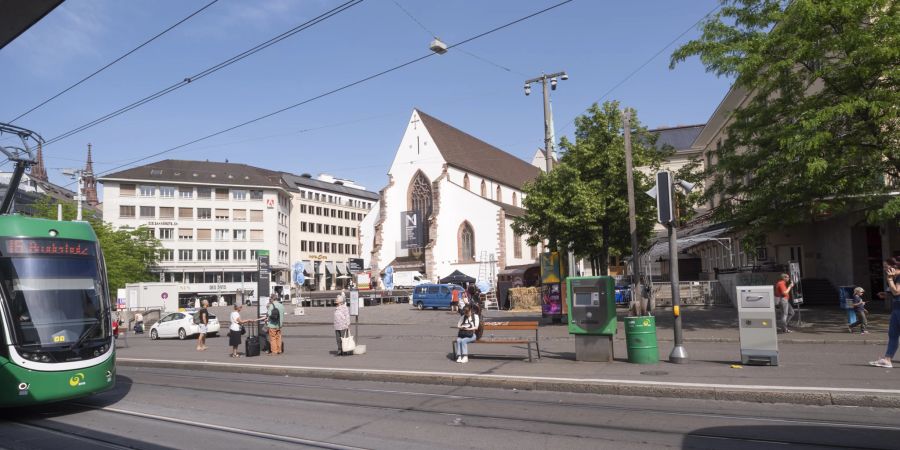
top-left (195, 299), bottom-right (209, 351)
top-left (455, 305), bottom-right (480, 363)
top-left (266, 295), bottom-right (285, 355)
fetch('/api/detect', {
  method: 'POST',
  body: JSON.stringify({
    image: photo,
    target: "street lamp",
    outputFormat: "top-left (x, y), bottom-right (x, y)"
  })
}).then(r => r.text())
top-left (524, 71), bottom-right (567, 173)
top-left (61, 168), bottom-right (86, 221)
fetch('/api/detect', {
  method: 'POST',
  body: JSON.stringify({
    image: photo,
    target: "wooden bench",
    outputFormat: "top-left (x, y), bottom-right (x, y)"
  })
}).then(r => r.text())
top-left (451, 321), bottom-right (541, 362)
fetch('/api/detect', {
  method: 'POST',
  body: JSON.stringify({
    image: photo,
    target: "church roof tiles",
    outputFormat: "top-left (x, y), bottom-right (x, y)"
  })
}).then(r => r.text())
top-left (417, 110), bottom-right (541, 190)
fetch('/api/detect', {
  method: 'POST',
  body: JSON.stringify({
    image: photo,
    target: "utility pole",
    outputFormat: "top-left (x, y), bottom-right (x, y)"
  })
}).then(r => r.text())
top-left (524, 71), bottom-right (568, 174)
top-left (622, 109), bottom-right (645, 316)
top-left (62, 168), bottom-right (85, 220)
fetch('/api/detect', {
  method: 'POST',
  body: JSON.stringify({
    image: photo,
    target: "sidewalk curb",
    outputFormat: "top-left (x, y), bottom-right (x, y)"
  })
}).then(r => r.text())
top-left (118, 358), bottom-right (900, 409)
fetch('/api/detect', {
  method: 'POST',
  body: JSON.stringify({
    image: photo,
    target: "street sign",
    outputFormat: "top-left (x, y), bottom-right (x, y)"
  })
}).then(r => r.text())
top-left (350, 289), bottom-right (359, 316)
top-left (348, 258), bottom-right (364, 274)
top-left (161, 292), bottom-right (168, 300)
top-left (656, 171), bottom-right (674, 225)
top-left (257, 251), bottom-right (270, 316)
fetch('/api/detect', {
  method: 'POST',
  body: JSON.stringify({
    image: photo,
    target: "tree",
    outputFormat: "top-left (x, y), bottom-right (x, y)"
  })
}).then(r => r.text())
top-left (513, 102), bottom-right (667, 275)
top-left (671, 0), bottom-right (900, 245)
top-left (28, 197), bottom-right (161, 294)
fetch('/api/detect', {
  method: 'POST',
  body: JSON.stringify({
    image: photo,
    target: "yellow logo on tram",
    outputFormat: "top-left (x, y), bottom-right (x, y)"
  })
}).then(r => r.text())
top-left (69, 373), bottom-right (86, 387)
top-left (53, 335), bottom-right (66, 343)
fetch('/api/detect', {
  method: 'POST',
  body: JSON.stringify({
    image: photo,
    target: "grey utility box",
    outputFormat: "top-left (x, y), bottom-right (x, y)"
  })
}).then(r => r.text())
top-left (736, 286), bottom-right (778, 366)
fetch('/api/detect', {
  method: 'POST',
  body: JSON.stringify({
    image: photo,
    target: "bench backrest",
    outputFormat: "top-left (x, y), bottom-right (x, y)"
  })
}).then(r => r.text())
top-left (483, 321), bottom-right (538, 331)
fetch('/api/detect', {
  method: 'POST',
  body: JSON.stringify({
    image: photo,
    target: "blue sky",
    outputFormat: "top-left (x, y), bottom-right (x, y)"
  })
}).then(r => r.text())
top-left (0, 0), bottom-right (733, 194)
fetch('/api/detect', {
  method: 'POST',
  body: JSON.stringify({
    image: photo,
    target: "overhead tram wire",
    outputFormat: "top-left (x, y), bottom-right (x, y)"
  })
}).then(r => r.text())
top-left (555, 2), bottom-right (722, 137)
top-left (41, 0), bottom-right (366, 148)
top-left (8, 0), bottom-right (221, 124)
top-left (70, 0), bottom-right (575, 189)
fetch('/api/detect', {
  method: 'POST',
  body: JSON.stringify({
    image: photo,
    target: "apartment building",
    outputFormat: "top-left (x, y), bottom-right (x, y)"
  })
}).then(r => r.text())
top-left (99, 160), bottom-right (292, 306)
top-left (282, 173), bottom-right (378, 291)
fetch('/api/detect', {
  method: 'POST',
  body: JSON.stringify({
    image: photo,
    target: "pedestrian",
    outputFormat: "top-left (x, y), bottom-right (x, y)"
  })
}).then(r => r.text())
top-left (458, 289), bottom-right (469, 316)
top-left (450, 287), bottom-right (459, 313)
top-left (848, 287), bottom-right (868, 334)
top-left (266, 295), bottom-right (285, 355)
top-left (454, 305), bottom-right (480, 363)
top-left (774, 273), bottom-right (796, 333)
top-left (228, 304), bottom-right (246, 358)
top-left (870, 258), bottom-right (900, 368)
top-left (133, 311), bottom-right (144, 334)
top-left (196, 299), bottom-right (209, 351)
top-left (333, 292), bottom-right (351, 356)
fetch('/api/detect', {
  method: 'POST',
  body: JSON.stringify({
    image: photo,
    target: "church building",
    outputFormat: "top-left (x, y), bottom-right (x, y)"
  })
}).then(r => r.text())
top-left (363, 109), bottom-right (542, 284)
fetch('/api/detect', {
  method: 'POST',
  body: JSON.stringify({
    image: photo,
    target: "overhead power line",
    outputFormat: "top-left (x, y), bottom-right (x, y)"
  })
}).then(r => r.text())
top-left (73, 0), bottom-right (574, 188)
top-left (8, 0), bottom-right (220, 124)
top-left (43, 0), bottom-right (365, 147)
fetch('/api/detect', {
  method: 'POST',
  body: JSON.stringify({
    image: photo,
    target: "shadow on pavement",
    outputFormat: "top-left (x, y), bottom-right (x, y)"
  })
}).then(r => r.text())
top-left (683, 424), bottom-right (900, 450)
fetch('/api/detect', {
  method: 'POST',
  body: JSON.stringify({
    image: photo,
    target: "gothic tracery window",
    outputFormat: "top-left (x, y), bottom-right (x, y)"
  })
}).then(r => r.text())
top-left (458, 222), bottom-right (475, 263)
top-left (408, 171), bottom-right (433, 247)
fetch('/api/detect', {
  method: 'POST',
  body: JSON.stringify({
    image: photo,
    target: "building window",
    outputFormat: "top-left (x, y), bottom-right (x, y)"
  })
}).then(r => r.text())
top-left (316, 206), bottom-right (322, 215)
top-left (120, 184), bottom-right (136, 197)
top-left (159, 186), bottom-right (174, 198)
top-left (351, 228), bottom-right (356, 237)
top-left (215, 229), bottom-right (228, 241)
top-left (250, 229), bottom-right (263, 241)
top-left (463, 174), bottom-right (470, 190)
top-left (301, 241), bottom-right (307, 251)
top-left (159, 207), bottom-right (174, 219)
top-left (216, 249), bottom-right (229, 261)
top-left (139, 206), bottom-right (155, 218)
top-left (197, 187), bottom-right (212, 199)
top-left (215, 188), bottom-right (228, 200)
top-left (178, 228), bottom-right (193, 240)
top-left (233, 249), bottom-right (246, 260)
top-left (316, 223), bottom-right (322, 234)
top-left (197, 229), bottom-right (211, 241)
top-left (197, 249), bottom-right (211, 261)
top-left (215, 208), bottom-right (229, 220)
top-left (530, 245), bottom-right (538, 259)
top-left (179, 187), bottom-right (193, 199)
top-left (159, 249), bottom-right (174, 261)
top-left (496, 185), bottom-right (502, 201)
top-left (250, 210), bottom-right (263, 222)
top-left (408, 170), bottom-right (433, 246)
top-left (178, 249), bottom-right (192, 261)
top-left (159, 228), bottom-right (174, 240)
top-left (301, 204), bottom-right (307, 213)
top-left (197, 208), bottom-right (212, 220)
top-left (233, 229), bottom-right (246, 241)
top-left (119, 205), bottom-right (135, 218)
top-left (249, 190), bottom-right (263, 200)
top-left (324, 243), bottom-right (330, 253)
top-left (178, 207), bottom-right (193, 219)
top-left (316, 242), bottom-right (322, 252)
top-left (351, 244), bottom-right (357, 254)
top-left (513, 232), bottom-right (522, 259)
top-left (458, 221), bottom-right (475, 263)
top-left (139, 185), bottom-right (155, 197)
top-left (232, 190), bottom-right (247, 200)
top-left (512, 192), bottom-right (518, 207)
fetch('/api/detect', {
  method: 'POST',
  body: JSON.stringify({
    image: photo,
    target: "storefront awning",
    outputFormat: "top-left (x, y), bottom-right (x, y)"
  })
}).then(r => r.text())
top-left (335, 264), bottom-right (343, 275)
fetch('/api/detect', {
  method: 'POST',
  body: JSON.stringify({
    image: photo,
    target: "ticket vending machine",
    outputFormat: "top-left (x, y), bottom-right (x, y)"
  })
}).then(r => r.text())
top-left (736, 286), bottom-right (779, 366)
top-left (566, 276), bottom-right (616, 362)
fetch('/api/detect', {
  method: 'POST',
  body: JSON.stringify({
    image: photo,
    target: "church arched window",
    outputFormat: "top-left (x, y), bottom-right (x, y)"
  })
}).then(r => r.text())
top-left (458, 221), bottom-right (475, 263)
top-left (408, 171), bottom-right (433, 247)
top-left (496, 185), bottom-right (502, 202)
top-left (512, 192), bottom-right (517, 207)
top-left (480, 180), bottom-right (486, 197)
top-left (463, 174), bottom-right (470, 190)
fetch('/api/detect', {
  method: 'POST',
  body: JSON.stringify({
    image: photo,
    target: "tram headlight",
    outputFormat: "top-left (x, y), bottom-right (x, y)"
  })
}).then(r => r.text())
top-left (39, 355), bottom-right (50, 363)
top-left (22, 352), bottom-right (32, 360)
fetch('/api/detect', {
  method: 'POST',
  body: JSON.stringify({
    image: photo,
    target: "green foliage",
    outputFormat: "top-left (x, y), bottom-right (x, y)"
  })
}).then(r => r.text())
top-left (513, 102), bottom-right (667, 274)
top-left (671, 0), bottom-right (900, 241)
top-left (28, 197), bottom-right (161, 294)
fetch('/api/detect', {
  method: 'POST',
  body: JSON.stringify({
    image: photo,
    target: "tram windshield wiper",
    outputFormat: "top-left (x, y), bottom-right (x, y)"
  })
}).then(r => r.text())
top-left (69, 319), bottom-right (102, 351)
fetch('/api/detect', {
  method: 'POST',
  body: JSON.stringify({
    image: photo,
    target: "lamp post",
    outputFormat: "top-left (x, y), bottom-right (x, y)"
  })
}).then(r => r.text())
top-left (61, 168), bottom-right (85, 221)
top-left (524, 71), bottom-right (568, 173)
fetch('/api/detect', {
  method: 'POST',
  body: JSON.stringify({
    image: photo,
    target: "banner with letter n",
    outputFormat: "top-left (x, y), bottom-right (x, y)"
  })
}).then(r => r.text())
top-left (400, 210), bottom-right (422, 249)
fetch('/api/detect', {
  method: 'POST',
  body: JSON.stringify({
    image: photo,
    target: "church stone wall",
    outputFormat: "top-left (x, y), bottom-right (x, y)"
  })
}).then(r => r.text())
top-left (446, 166), bottom-right (525, 206)
top-left (504, 216), bottom-right (536, 267)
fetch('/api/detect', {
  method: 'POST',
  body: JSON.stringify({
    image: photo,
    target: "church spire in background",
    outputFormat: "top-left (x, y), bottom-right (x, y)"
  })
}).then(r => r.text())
top-left (29, 142), bottom-right (48, 182)
top-left (83, 143), bottom-right (99, 206)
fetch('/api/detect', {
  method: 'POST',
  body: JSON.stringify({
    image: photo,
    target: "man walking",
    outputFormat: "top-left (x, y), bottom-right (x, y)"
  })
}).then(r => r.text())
top-left (775, 273), bottom-right (796, 333)
top-left (266, 295), bottom-right (285, 355)
top-left (196, 299), bottom-right (209, 351)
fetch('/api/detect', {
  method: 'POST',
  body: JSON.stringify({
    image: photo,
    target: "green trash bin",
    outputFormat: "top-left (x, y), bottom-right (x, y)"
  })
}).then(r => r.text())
top-left (625, 316), bottom-right (659, 364)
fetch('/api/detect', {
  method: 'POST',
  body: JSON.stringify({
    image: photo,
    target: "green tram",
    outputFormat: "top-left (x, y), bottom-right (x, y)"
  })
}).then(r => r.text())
top-left (0, 124), bottom-right (115, 407)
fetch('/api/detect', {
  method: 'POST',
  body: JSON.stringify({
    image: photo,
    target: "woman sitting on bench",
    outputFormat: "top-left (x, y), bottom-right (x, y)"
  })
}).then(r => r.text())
top-left (455, 305), bottom-right (480, 363)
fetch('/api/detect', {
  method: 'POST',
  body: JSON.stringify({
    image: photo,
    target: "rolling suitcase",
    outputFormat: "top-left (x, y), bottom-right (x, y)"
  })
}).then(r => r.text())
top-left (245, 335), bottom-right (260, 357)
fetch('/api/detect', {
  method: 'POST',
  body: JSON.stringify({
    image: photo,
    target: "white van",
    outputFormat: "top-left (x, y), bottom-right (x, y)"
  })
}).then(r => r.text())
top-left (392, 271), bottom-right (426, 288)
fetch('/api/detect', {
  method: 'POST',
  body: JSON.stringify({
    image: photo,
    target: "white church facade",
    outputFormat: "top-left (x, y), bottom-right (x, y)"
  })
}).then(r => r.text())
top-left (362, 109), bottom-right (542, 284)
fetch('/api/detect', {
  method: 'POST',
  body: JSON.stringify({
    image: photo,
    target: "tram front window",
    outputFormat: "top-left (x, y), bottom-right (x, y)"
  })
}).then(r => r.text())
top-left (0, 238), bottom-right (109, 350)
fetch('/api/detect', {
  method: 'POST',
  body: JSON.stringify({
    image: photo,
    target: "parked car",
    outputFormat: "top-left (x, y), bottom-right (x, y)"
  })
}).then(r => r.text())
top-left (149, 311), bottom-right (220, 340)
top-left (412, 283), bottom-right (465, 310)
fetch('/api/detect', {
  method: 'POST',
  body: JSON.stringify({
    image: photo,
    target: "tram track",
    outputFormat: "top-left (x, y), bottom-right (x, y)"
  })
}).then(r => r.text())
top-left (117, 368), bottom-right (900, 434)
